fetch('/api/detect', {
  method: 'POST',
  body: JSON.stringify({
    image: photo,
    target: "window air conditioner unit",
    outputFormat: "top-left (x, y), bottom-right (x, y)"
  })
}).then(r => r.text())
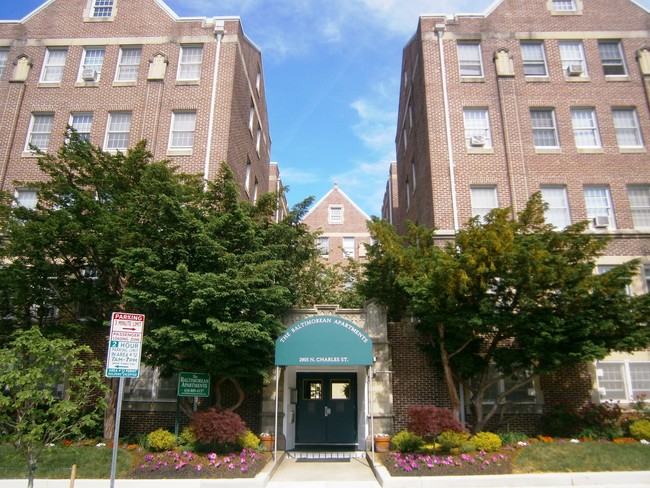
top-left (593, 215), bottom-right (610, 228)
top-left (566, 64), bottom-right (583, 76)
top-left (81, 68), bottom-right (97, 81)
top-left (470, 135), bottom-right (486, 147)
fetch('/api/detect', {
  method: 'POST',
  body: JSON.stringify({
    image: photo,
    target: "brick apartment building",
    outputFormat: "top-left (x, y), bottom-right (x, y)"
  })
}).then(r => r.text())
top-left (383, 0), bottom-right (650, 427)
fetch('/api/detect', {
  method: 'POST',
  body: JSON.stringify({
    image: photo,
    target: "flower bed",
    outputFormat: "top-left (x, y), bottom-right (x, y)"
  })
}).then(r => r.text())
top-left (382, 449), bottom-right (513, 477)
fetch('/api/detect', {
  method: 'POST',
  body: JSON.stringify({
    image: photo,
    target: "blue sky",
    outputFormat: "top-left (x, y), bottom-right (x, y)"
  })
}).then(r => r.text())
top-left (2, 0), bottom-right (650, 217)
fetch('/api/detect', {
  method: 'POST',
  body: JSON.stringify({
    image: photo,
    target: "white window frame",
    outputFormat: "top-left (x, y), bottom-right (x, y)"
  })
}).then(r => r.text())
top-left (552, 0), bottom-right (577, 11)
top-left (470, 185), bottom-right (498, 220)
top-left (628, 185), bottom-right (650, 229)
top-left (168, 110), bottom-right (196, 151)
top-left (584, 185), bottom-right (615, 228)
top-left (15, 189), bottom-right (38, 209)
top-left (90, 0), bottom-right (115, 18)
top-left (78, 47), bottom-right (105, 82)
top-left (559, 41), bottom-right (587, 76)
top-left (598, 41), bottom-right (627, 77)
top-left (177, 45), bottom-right (203, 81)
top-left (541, 185), bottom-right (571, 229)
top-left (70, 112), bottom-right (93, 142)
top-left (521, 41), bottom-right (548, 77)
top-left (40, 48), bottom-right (67, 83)
top-left (317, 237), bottom-right (329, 256)
top-left (124, 365), bottom-right (178, 403)
top-left (457, 41), bottom-right (483, 78)
top-left (596, 361), bottom-right (650, 402)
top-left (483, 365), bottom-right (538, 405)
top-left (104, 112), bottom-right (132, 152)
top-left (25, 113), bottom-right (54, 152)
top-left (248, 101), bottom-right (255, 133)
top-left (245, 161), bottom-right (252, 195)
top-left (531, 108), bottom-right (559, 147)
top-left (463, 108), bottom-right (492, 148)
top-left (571, 108), bottom-right (601, 148)
top-left (256, 128), bottom-right (262, 154)
top-left (0, 48), bottom-right (8, 80)
top-left (343, 237), bottom-right (355, 258)
top-left (613, 108), bottom-right (643, 148)
top-left (115, 46), bottom-right (141, 82)
top-left (329, 206), bottom-right (343, 224)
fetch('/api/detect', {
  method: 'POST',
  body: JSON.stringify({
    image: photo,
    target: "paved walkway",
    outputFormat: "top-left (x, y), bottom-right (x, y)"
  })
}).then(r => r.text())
top-left (267, 456), bottom-right (380, 488)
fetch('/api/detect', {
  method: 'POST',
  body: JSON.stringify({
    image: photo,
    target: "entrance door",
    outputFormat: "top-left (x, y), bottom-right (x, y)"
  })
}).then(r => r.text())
top-left (295, 373), bottom-right (357, 445)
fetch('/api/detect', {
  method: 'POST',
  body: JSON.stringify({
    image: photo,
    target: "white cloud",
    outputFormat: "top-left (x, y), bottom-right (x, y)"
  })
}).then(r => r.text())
top-left (350, 79), bottom-right (398, 156)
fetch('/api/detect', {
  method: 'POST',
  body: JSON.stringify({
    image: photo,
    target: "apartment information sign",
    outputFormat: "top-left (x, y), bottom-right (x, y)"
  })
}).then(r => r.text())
top-left (178, 372), bottom-right (211, 398)
top-left (105, 312), bottom-right (145, 378)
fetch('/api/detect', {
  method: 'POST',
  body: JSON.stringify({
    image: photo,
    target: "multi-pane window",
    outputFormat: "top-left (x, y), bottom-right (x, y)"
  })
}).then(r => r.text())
top-left (541, 186), bottom-right (571, 229)
top-left (169, 111), bottom-right (196, 150)
top-left (457, 42), bottom-right (483, 77)
top-left (483, 365), bottom-right (537, 405)
top-left (0, 48), bottom-right (8, 79)
top-left (80, 47), bottom-right (105, 81)
top-left (628, 185), bottom-right (650, 229)
top-left (552, 0), bottom-right (577, 11)
top-left (597, 361), bottom-right (650, 401)
top-left (26, 113), bottom-right (54, 152)
top-left (343, 237), bottom-right (355, 258)
top-left (248, 101), bottom-right (255, 132)
top-left (645, 264), bottom-right (650, 292)
top-left (105, 112), bottom-right (132, 151)
top-left (15, 189), bottom-right (38, 209)
top-left (463, 108), bottom-right (492, 148)
top-left (125, 366), bottom-right (177, 402)
top-left (40, 48), bottom-right (67, 83)
top-left (317, 237), bottom-right (329, 256)
top-left (571, 108), bottom-right (601, 148)
top-left (116, 47), bottom-right (141, 82)
top-left (613, 108), bottom-right (643, 148)
top-left (530, 109), bottom-right (559, 147)
top-left (329, 206), bottom-right (343, 224)
top-left (584, 185), bottom-right (614, 227)
top-left (91, 0), bottom-right (115, 18)
top-left (520, 42), bottom-right (548, 76)
top-left (256, 128), bottom-right (262, 153)
top-left (70, 113), bottom-right (93, 141)
top-left (245, 161), bottom-right (252, 195)
top-left (559, 41), bottom-right (587, 76)
top-left (598, 41), bottom-right (627, 76)
top-left (178, 45), bottom-right (203, 81)
top-left (470, 186), bottom-right (498, 220)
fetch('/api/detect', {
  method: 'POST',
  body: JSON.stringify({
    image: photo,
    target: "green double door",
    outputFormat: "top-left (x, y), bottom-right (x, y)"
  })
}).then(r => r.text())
top-left (295, 372), bottom-right (357, 445)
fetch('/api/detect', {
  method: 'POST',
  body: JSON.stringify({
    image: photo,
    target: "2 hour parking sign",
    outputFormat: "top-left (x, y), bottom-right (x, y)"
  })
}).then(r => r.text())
top-left (105, 312), bottom-right (145, 378)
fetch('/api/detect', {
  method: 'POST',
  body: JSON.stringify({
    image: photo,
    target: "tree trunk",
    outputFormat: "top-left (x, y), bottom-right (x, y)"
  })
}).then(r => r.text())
top-left (26, 448), bottom-right (36, 488)
top-left (437, 325), bottom-right (462, 421)
top-left (103, 378), bottom-right (118, 439)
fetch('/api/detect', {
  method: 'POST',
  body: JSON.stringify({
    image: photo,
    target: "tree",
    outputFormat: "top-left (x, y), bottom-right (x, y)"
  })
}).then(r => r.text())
top-left (0, 327), bottom-right (108, 488)
top-left (363, 193), bottom-right (650, 432)
top-left (0, 131), bottom-right (317, 434)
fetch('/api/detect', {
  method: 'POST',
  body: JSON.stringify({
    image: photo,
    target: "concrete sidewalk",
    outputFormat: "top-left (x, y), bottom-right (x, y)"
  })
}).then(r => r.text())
top-left (267, 455), bottom-right (379, 487)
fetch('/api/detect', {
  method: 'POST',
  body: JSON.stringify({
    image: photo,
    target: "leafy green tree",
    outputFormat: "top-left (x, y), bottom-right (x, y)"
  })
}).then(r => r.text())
top-left (0, 327), bottom-right (107, 488)
top-left (363, 193), bottom-right (650, 432)
top-left (0, 131), bottom-right (317, 434)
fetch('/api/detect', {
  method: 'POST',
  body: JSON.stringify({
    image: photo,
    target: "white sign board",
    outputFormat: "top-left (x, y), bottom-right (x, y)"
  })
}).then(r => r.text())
top-left (105, 312), bottom-right (145, 378)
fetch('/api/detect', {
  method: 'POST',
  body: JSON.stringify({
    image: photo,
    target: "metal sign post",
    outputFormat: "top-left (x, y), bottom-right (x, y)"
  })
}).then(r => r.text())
top-left (175, 372), bottom-right (210, 438)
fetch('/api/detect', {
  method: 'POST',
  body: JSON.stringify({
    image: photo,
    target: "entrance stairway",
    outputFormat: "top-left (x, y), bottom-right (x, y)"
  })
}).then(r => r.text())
top-left (287, 449), bottom-right (367, 461)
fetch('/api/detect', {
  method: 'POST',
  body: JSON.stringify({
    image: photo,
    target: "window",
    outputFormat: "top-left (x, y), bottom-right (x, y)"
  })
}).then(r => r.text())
top-left (613, 108), bottom-right (643, 148)
top-left (645, 264), bottom-right (650, 292)
top-left (317, 237), bottom-right (329, 256)
top-left (91, 0), bottom-right (115, 18)
top-left (552, 0), bottom-right (577, 11)
top-left (571, 108), bottom-right (601, 148)
top-left (541, 186), bottom-right (571, 229)
top-left (15, 189), bottom-right (38, 209)
top-left (79, 47), bottom-right (105, 81)
top-left (343, 237), bottom-right (355, 258)
top-left (470, 186), bottom-right (498, 220)
top-left (252, 178), bottom-right (258, 204)
top-left (530, 109), bottom-right (559, 147)
top-left (628, 185), bottom-right (650, 229)
top-left (256, 128), bottom-right (262, 154)
top-left (457, 42), bottom-right (483, 77)
top-left (245, 160), bottom-right (252, 195)
top-left (584, 185), bottom-right (614, 227)
top-left (248, 101), bottom-right (255, 132)
top-left (597, 361), bottom-right (650, 401)
top-left (70, 113), bottom-right (93, 141)
top-left (26, 113), bottom-right (54, 152)
top-left (40, 48), bottom-right (67, 83)
top-left (125, 366), bottom-right (177, 402)
top-left (329, 206), bottom-right (343, 224)
top-left (483, 365), bottom-right (537, 405)
top-left (521, 42), bottom-right (548, 76)
top-left (411, 159), bottom-right (417, 192)
top-left (463, 108), bottom-right (492, 148)
top-left (559, 41), bottom-right (587, 76)
top-left (598, 41), bottom-right (627, 76)
top-left (0, 48), bottom-right (8, 79)
top-left (177, 45), bottom-right (203, 81)
top-left (116, 47), bottom-right (141, 82)
top-left (169, 111), bottom-right (196, 150)
top-left (104, 112), bottom-right (132, 151)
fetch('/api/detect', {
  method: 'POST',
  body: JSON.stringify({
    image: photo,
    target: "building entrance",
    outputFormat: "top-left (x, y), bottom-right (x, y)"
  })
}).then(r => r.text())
top-left (295, 372), bottom-right (357, 445)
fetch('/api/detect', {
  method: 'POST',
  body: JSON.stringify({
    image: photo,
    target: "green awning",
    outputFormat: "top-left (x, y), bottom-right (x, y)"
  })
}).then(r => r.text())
top-left (275, 315), bottom-right (373, 366)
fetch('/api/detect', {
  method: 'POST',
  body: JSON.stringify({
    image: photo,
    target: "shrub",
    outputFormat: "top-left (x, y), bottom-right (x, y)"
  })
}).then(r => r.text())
top-left (147, 428), bottom-right (176, 452)
top-left (177, 427), bottom-right (197, 449)
top-left (470, 432), bottom-right (502, 452)
top-left (392, 431), bottom-right (425, 453)
top-left (541, 401), bottom-right (622, 439)
top-left (191, 408), bottom-right (247, 444)
top-left (435, 430), bottom-right (472, 453)
top-left (629, 419), bottom-right (650, 441)
top-left (406, 406), bottom-right (464, 438)
top-left (497, 430), bottom-right (529, 446)
top-left (237, 429), bottom-right (262, 450)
